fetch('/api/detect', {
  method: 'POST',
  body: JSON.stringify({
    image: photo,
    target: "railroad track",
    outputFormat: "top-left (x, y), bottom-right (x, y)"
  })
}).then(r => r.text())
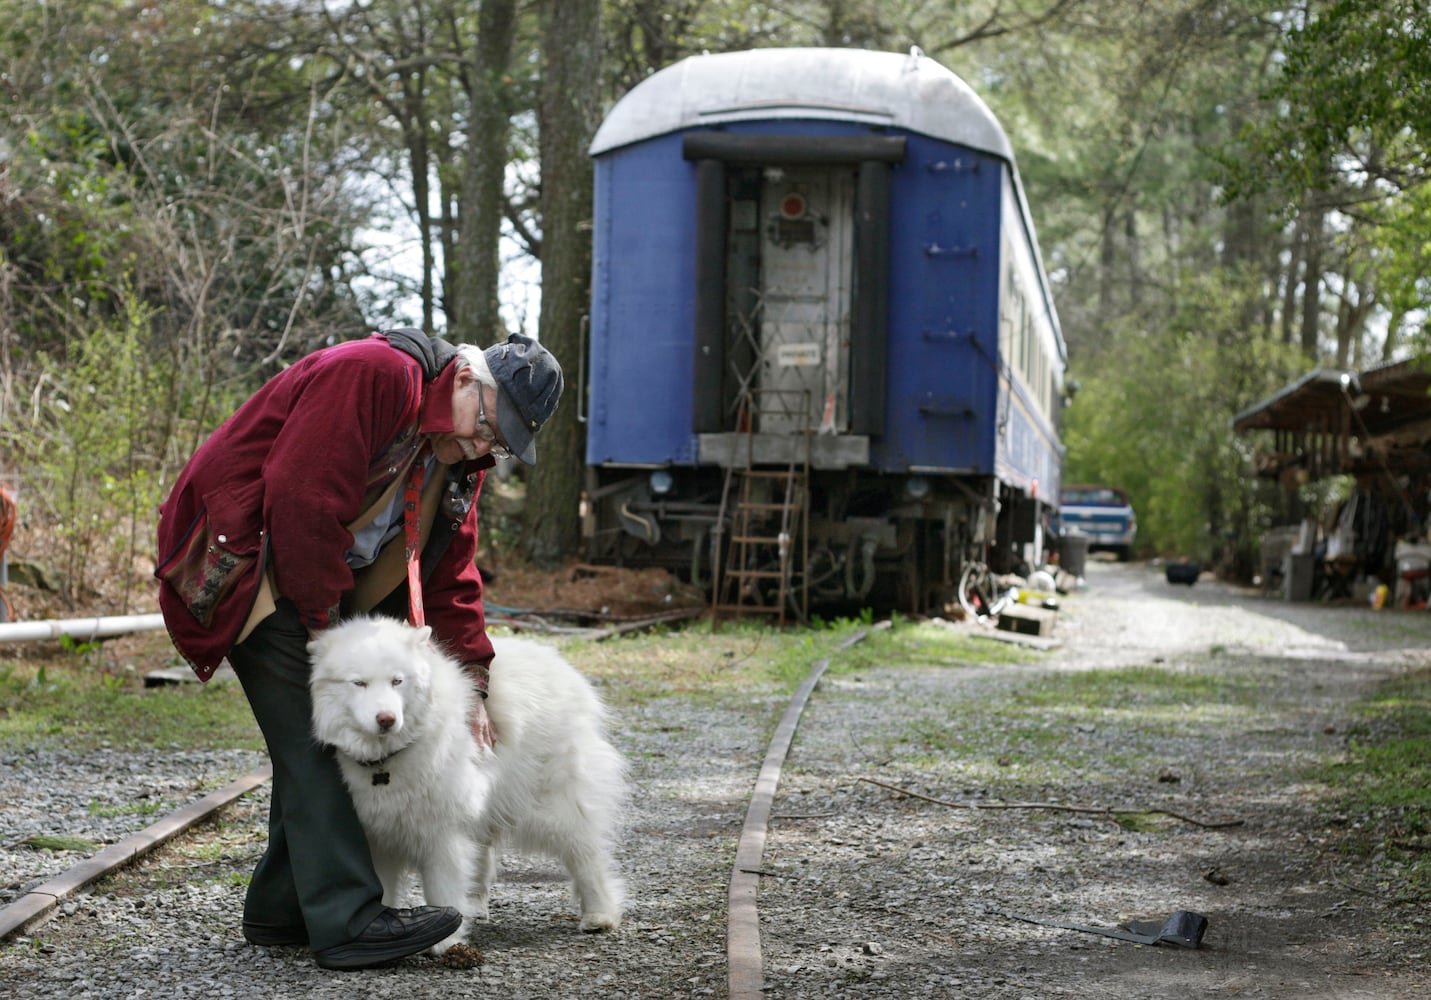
top-left (0, 629), bottom-right (869, 996)
top-left (0, 766), bottom-right (271, 940)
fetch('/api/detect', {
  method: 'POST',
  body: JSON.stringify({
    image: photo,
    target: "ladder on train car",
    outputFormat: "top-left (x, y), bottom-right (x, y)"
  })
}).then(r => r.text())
top-left (711, 389), bottom-right (811, 626)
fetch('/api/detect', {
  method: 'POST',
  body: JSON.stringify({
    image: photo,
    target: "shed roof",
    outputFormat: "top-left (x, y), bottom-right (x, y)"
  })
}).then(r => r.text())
top-left (1231, 359), bottom-right (1431, 437)
top-left (589, 47), bottom-right (1013, 160)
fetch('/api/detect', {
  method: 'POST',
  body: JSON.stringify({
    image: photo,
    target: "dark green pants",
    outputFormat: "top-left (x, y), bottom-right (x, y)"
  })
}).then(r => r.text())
top-left (229, 599), bottom-right (385, 951)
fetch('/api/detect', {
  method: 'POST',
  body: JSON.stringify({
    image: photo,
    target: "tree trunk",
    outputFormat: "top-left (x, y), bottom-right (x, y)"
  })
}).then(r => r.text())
top-left (1336, 277), bottom-right (1375, 370)
top-left (1300, 203), bottom-right (1325, 360)
top-left (1280, 217), bottom-right (1302, 347)
top-left (1098, 203), bottom-right (1116, 330)
top-left (1384, 305), bottom-right (1405, 361)
top-left (404, 75), bottom-right (437, 334)
top-left (1125, 208), bottom-right (1141, 309)
top-left (522, 0), bottom-right (600, 565)
top-left (452, 0), bottom-right (517, 346)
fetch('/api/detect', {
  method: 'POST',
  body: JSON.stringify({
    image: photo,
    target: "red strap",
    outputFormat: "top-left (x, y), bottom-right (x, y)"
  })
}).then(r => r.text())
top-left (403, 447), bottom-right (428, 627)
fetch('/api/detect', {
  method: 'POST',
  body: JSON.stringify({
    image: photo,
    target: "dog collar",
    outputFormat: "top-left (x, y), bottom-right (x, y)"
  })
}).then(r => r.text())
top-left (354, 747), bottom-right (405, 785)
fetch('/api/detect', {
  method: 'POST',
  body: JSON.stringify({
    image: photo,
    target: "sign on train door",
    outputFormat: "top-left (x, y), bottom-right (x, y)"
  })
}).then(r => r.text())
top-left (757, 167), bottom-right (854, 436)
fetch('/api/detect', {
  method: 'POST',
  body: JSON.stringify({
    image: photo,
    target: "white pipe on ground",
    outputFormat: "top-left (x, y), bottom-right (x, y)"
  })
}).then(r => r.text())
top-left (0, 612), bottom-right (166, 644)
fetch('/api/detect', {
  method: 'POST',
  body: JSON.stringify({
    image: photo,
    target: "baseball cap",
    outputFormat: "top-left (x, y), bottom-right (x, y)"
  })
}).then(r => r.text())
top-left (484, 333), bottom-right (563, 465)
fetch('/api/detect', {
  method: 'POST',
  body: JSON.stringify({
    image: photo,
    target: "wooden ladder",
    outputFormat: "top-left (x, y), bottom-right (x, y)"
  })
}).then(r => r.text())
top-left (713, 467), bottom-right (806, 624)
top-left (711, 390), bottom-right (811, 626)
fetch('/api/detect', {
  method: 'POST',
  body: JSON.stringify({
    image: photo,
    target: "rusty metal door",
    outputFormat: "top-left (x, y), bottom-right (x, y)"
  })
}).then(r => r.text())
top-left (756, 167), bottom-right (854, 436)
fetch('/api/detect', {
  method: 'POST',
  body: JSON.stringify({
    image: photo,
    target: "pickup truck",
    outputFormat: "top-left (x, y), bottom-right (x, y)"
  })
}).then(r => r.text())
top-left (1057, 485), bottom-right (1137, 562)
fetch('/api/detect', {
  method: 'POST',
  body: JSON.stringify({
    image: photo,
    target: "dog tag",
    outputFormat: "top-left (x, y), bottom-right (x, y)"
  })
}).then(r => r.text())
top-left (372, 771), bottom-right (390, 786)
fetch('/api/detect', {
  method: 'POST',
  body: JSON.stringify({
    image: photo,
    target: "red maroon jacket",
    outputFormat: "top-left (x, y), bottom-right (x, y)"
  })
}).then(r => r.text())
top-left (155, 334), bottom-right (494, 680)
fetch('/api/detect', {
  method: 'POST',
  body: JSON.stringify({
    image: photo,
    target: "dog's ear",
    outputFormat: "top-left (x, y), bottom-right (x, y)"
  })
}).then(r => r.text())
top-left (412, 624), bottom-right (434, 648)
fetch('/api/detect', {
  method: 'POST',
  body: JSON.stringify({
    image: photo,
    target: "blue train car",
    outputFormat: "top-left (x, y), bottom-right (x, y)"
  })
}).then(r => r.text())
top-left (582, 47), bottom-right (1066, 614)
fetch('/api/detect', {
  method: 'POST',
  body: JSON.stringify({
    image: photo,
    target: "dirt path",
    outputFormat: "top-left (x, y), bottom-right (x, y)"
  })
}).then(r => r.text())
top-left (751, 558), bottom-right (1431, 998)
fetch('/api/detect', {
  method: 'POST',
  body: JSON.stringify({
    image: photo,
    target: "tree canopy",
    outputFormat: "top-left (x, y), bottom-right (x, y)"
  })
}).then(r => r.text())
top-left (1, 0), bottom-right (1426, 600)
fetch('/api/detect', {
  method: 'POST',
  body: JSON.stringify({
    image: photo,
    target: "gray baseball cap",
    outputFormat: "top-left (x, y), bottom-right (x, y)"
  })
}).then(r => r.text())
top-left (484, 333), bottom-right (563, 465)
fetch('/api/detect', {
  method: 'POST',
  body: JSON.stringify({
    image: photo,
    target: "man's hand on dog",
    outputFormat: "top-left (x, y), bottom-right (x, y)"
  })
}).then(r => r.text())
top-left (469, 697), bottom-right (495, 748)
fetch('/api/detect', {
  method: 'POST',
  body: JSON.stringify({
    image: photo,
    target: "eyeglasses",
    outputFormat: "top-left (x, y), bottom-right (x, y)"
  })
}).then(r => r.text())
top-left (476, 389), bottom-right (513, 461)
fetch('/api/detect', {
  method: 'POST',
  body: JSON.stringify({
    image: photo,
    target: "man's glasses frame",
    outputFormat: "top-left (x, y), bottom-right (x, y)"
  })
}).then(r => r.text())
top-left (476, 389), bottom-right (513, 461)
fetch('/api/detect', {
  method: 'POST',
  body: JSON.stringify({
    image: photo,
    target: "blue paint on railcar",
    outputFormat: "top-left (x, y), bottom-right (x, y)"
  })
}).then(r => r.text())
top-left (588, 123), bottom-right (1013, 472)
top-left (878, 133), bottom-right (1004, 474)
top-left (588, 132), bottom-right (699, 464)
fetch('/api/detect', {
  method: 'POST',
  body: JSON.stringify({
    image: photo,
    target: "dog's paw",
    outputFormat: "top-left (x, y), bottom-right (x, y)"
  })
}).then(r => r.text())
top-left (428, 930), bottom-right (465, 956)
top-left (427, 916), bottom-right (471, 956)
top-left (579, 911), bottom-right (621, 933)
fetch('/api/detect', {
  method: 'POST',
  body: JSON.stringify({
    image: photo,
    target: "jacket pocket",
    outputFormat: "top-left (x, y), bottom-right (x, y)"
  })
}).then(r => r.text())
top-left (156, 481), bottom-right (264, 628)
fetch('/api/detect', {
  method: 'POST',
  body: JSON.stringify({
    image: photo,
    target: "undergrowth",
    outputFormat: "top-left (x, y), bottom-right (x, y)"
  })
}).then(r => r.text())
top-left (1323, 667), bottom-right (1431, 899)
top-left (565, 614), bottom-right (1030, 708)
top-left (0, 651), bottom-right (263, 752)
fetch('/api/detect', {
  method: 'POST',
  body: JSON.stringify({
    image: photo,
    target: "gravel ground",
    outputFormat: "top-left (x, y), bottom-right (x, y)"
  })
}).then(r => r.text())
top-left (3, 558), bottom-right (1431, 998)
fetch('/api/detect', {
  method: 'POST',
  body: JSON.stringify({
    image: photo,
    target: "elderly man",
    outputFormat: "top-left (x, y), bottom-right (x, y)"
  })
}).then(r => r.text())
top-left (155, 329), bottom-right (562, 969)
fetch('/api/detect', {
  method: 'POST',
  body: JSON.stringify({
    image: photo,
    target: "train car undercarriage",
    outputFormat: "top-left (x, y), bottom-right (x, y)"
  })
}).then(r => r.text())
top-left (580, 467), bottom-right (1046, 620)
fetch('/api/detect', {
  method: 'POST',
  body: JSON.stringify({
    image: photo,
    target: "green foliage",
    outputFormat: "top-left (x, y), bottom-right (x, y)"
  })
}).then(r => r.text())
top-left (0, 0), bottom-right (1421, 588)
top-left (0, 0), bottom-right (375, 591)
top-left (88, 798), bottom-right (169, 820)
top-left (565, 616), bottom-right (1019, 712)
top-left (3, 293), bottom-right (171, 604)
top-left (1061, 268), bottom-right (1307, 562)
top-left (20, 834), bottom-right (102, 853)
top-left (1252, 0), bottom-right (1430, 199)
top-left (0, 660), bottom-right (263, 752)
top-left (58, 634), bottom-right (103, 659)
top-left (1217, 0), bottom-right (1431, 337)
top-left (1320, 668), bottom-right (1431, 896)
top-left (1368, 183), bottom-right (1431, 324)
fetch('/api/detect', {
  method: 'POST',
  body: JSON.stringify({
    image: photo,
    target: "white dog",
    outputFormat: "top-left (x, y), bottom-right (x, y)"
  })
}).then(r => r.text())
top-left (308, 617), bottom-right (626, 952)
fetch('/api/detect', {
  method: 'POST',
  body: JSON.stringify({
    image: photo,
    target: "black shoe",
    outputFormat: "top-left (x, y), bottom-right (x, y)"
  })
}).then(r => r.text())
top-left (243, 923), bottom-right (308, 947)
top-left (313, 905), bottom-right (463, 971)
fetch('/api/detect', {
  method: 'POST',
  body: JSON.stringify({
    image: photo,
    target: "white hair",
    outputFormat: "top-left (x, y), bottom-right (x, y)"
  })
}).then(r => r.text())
top-left (455, 344), bottom-right (496, 389)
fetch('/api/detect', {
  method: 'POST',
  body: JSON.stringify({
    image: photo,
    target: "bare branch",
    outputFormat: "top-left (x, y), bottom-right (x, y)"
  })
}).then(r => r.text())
top-left (858, 777), bottom-right (1245, 830)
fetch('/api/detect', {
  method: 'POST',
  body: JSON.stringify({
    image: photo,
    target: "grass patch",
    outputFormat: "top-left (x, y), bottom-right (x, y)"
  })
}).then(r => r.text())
top-left (0, 657), bottom-right (262, 752)
top-left (559, 616), bottom-right (883, 706)
top-left (1013, 664), bottom-right (1261, 712)
top-left (88, 798), bottom-right (171, 819)
top-left (564, 615), bottom-right (1041, 713)
top-left (21, 834), bottom-right (102, 852)
top-left (1112, 812), bottom-right (1169, 833)
top-left (0, 614), bottom-right (1037, 756)
top-left (1322, 667), bottom-right (1431, 897)
top-left (835, 619), bottom-right (1042, 674)
top-left (90, 803), bottom-right (267, 898)
top-left (859, 652), bottom-right (1268, 792)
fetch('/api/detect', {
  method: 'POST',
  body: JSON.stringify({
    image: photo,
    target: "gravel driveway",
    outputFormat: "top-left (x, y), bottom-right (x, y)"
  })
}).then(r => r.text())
top-left (3, 558), bottom-right (1430, 999)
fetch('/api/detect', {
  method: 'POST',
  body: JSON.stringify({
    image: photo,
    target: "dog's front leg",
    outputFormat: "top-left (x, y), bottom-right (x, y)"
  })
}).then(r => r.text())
top-left (418, 838), bottom-right (476, 953)
top-left (369, 846), bottom-right (409, 909)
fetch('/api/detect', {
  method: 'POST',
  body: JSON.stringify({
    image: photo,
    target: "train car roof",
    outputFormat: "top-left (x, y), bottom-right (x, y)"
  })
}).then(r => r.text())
top-left (590, 47), bottom-right (1014, 160)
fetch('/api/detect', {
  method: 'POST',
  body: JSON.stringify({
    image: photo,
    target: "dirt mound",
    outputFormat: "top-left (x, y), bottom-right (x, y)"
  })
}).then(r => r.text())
top-left (480, 559), bottom-right (707, 621)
